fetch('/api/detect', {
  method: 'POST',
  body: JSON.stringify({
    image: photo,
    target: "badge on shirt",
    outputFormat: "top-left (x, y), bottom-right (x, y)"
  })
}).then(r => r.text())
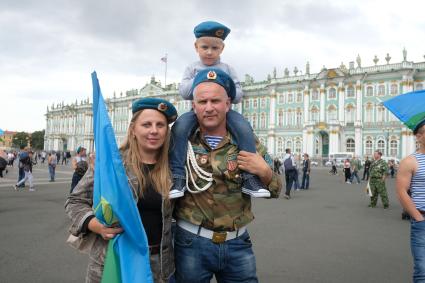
top-left (199, 155), bottom-right (208, 165)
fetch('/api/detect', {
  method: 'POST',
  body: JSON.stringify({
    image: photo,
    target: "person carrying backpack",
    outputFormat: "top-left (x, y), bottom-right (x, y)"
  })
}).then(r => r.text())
top-left (48, 151), bottom-right (57, 182)
top-left (14, 148), bottom-right (36, 191)
top-left (282, 148), bottom-right (297, 199)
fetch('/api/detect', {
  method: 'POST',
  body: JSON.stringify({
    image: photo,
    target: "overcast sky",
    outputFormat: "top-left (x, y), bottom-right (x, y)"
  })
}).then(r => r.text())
top-left (1, 0), bottom-right (425, 132)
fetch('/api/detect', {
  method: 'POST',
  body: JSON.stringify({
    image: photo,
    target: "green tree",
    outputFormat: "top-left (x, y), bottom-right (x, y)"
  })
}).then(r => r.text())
top-left (31, 130), bottom-right (45, 150)
top-left (12, 132), bottom-right (30, 149)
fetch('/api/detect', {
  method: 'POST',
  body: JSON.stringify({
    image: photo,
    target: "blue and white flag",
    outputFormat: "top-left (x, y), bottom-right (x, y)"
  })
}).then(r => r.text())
top-left (91, 71), bottom-right (153, 283)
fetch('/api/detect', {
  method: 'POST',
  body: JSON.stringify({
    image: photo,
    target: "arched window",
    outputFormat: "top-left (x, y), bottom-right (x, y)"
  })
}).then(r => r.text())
top-left (378, 85), bottom-right (385, 96)
top-left (259, 137), bottom-right (266, 145)
top-left (295, 140), bottom-right (302, 154)
top-left (286, 140), bottom-right (293, 151)
top-left (390, 84), bottom-right (398, 95)
top-left (288, 93), bottom-right (293, 103)
top-left (328, 88), bottom-right (337, 99)
top-left (365, 139), bottom-right (373, 156)
top-left (277, 138), bottom-right (284, 154)
top-left (261, 98), bottom-right (266, 108)
top-left (327, 105), bottom-right (337, 122)
top-left (416, 83), bottom-right (424, 91)
top-left (253, 98), bottom-right (258, 109)
top-left (244, 100), bottom-right (250, 109)
top-left (296, 92), bottom-right (302, 102)
top-left (365, 103), bottom-right (373, 123)
top-left (252, 113), bottom-right (257, 129)
top-left (278, 110), bottom-right (284, 126)
top-left (345, 104), bottom-right (355, 123)
top-left (377, 139), bottom-right (385, 154)
top-left (311, 106), bottom-right (319, 122)
top-left (296, 110), bottom-right (303, 126)
top-left (347, 86), bottom-right (355, 98)
top-left (366, 86), bottom-right (374, 97)
top-left (278, 94), bottom-right (284, 104)
top-left (260, 113), bottom-right (266, 128)
top-left (377, 105), bottom-right (385, 122)
top-left (312, 89), bottom-right (319, 100)
top-left (346, 138), bottom-right (355, 153)
top-left (390, 139), bottom-right (398, 157)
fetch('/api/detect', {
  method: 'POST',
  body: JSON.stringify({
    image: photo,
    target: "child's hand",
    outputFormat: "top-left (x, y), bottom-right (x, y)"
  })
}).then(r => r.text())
top-left (237, 151), bottom-right (272, 184)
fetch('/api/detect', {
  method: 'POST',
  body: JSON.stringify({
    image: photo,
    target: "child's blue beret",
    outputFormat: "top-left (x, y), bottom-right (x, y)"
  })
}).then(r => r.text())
top-left (194, 21), bottom-right (231, 40)
top-left (132, 98), bottom-right (178, 123)
top-left (191, 68), bottom-right (236, 101)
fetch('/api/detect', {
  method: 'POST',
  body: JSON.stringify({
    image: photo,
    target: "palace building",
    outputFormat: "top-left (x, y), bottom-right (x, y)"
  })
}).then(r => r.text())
top-left (44, 50), bottom-right (424, 160)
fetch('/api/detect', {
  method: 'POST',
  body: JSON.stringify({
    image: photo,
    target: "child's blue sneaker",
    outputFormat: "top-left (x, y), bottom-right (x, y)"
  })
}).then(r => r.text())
top-left (241, 173), bottom-right (270, 198)
top-left (169, 178), bottom-right (186, 199)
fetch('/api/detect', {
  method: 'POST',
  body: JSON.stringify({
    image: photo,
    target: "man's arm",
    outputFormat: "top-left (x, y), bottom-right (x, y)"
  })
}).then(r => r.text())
top-left (396, 156), bottom-right (423, 221)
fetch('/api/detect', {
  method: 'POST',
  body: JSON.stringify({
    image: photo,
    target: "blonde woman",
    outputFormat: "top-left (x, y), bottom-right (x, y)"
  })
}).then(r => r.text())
top-left (65, 98), bottom-right (177, 283)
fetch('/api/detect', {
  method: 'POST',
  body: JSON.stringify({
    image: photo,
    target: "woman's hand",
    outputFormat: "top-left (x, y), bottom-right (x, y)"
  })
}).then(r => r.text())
top-left (88, 217), bottom-right (123, 240)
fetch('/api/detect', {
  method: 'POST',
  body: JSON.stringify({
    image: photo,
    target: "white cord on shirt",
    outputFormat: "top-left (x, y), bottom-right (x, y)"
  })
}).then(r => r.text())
top-left (185, 141), bottom-right (213, 193)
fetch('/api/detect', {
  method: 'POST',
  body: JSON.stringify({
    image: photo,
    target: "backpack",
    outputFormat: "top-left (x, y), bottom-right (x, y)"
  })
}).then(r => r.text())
top-left (19, 152), bottom-right (31, 166)
top-left (50, 155), bottom-right (57, 166)
top-left (284, 157), bottom-right (295, 172)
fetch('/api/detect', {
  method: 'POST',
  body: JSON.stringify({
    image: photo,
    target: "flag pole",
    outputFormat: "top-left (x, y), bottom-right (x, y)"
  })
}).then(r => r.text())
top-left (164, 53), bottom-right (168, 87)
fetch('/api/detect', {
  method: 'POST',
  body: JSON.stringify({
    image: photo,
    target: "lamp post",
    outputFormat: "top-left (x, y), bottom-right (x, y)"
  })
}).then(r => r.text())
top-left (383, 127), bottom-right (394, 157)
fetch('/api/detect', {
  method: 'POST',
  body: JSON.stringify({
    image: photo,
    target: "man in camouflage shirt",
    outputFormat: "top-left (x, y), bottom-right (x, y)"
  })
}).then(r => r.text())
top-left (368, 150), bottom-right (389, 208)
top-left (173, 68), bottom-right (282, 283)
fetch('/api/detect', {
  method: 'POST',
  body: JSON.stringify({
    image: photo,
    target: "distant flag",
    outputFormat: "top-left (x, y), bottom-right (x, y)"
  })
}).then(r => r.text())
top-left (382, 89), bottom-right (425, 132)
top-left (160, 55), bottom-right (167, 63)
top-left (161, 54), bottom-right (168, 86)
top-left (91, 71), bottom-right (153, 283)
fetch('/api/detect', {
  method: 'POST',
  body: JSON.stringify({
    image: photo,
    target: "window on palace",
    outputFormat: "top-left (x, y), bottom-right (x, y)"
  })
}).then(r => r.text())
top-left (278, 94), bottom-right (284, 104)
top-left (296, 93), bottom-right (302, 103)
top-left (253, 98), bottom-right (258, 109)
top-left (277, 138), bottom-right (284, 154)
top-left (278, 110), bottom-right (284, 126)
top-left (377, 106), bottom-right (385, 122)
top-left (389, 111), bottom-right (398, 122)
top-left (390, 84), bottom-right (398, 95)
top-left (315, 138), bottom-right (319, 155)
top-left (366, 86), bottom-right (374, 97)
top-left (365, 103), bottom-right (373, 123)
top-left (311, 107), bottom-right (319, 122)
top-left (261, 98), bottom-right (266, 108)
top-left (312, 90), bottom-right (319, 101)
top-left (416, 83), bottom-right (424, 91)
top-left (286, 140), bottom-right (293, 151)
top-left (328, 88), bottom-right (337, 99)
top-left (378, 85), bottom-right (385, 96)
top-left (345, 104), bottom-right (355, 123)
top-left (288, 93), bottom-right (293, 103)
top-left (259, 137), bottom-right (266, 145)
top-left (377, 139), bottom-right (385, 154)
top-left (296, 111), bottom-right (303, 126)
top-left (346, 138), bottom-right (355, 153)
top-left (295, 140), bottom-right (302, 154)
top-left (252, 113), bottom-right (257, 129)
top-left (365, 139), bottom-right (373, 156)
top-left (347, 86), bottom-right (355, 98)
top-left (260, 113), bottom-right (266, 128)
top-left (390, 140), bottom-right (398, 157)
top-left (327, 105), bottom-right (337, 122)
top-left (244, 100), bottom-right (249, 109)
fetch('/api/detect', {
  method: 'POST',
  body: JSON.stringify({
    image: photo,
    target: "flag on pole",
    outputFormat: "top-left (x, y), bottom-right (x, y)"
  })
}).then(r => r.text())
top-left (382, 89), bottom-right (425, 132)
top-left (91, 71), bottom-right (153, 283)
top-left (160, 55), bottom-right (167, 63)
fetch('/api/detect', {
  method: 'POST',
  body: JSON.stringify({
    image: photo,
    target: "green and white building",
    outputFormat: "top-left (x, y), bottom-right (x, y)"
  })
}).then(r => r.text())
top-left (45, 51), bottom-right (424, 159)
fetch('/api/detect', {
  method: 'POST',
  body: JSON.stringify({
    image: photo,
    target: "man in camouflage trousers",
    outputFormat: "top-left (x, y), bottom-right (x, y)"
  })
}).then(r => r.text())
top-left (173, 68), bottom-right (281, 283)
top-left (369, 150), bottom-right (389, 208)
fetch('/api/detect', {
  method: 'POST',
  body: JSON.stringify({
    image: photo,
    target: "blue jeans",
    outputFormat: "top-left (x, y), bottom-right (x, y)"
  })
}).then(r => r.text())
top-left (48, 165), bottom-right (56, 181)
top-left (301, 171), bottom-right (309, 189)
top-left (411, 219), bottom-right (425, 282)
top-left (285, 170), bottom-right (296, 196)
top-left (174, 225), bottom-right (258, 283)
top-left (170, 109), bottom-right (255, 178)
top-left (350, 171), bottom-right (361, 183)
top-left (18, 167), bottom-right (25, 187)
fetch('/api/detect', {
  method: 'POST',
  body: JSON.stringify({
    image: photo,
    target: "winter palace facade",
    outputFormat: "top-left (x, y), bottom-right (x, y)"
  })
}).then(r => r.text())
top-left (44, 51), bottom-right (424, 160)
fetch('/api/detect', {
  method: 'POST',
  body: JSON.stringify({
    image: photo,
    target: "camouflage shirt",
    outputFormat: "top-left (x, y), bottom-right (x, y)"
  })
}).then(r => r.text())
top-left (175, 129), bottom-right (282, 232)
top-left (369, 158), bottom-right (388, 179)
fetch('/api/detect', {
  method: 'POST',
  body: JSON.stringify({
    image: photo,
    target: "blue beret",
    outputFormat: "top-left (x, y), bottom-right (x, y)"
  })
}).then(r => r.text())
top-left (194, 21), bottom-right (231, 40)
top-left (76, 146), bottom-right (86, 154)
top-left (132, 98), bottom-right (177, 123)
top-left (191, 68), bottom-right (236, 101)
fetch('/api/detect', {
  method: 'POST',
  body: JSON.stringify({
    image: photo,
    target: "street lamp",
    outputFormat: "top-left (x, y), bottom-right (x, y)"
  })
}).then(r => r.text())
top-left (383, 127), bottom-right (394, 157)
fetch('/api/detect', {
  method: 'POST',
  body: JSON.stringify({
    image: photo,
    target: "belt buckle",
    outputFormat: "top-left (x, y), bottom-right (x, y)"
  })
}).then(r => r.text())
top-left (212, 231), bottom-right (227, 244)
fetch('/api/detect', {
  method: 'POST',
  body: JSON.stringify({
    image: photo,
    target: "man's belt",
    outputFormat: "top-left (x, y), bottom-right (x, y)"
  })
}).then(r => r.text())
top-left (177, 219), bottom-right (247, 244)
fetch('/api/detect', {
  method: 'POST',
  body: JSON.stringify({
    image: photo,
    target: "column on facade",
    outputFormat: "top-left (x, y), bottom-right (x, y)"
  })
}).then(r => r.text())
top-left (354, 126), bottom-right (362, 157)
top-left (356, 81), bottom-right (362, 122)
top-left (319, 84), bottom-right (325, 122)
top-left (401, 129), bottom-right (416, 158)
top-left (303, 86), bottom-right (309, 123)
top-left (329, 126), bottom-right (340, 154)
top-left (267, 89), bottom-right (276, 154)
top-left (338, 82), bottom-right (345, 123)
top-left (303, 127), bottom-right (314, 157)
top-left (402, 75), bottom-right (414, 94)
